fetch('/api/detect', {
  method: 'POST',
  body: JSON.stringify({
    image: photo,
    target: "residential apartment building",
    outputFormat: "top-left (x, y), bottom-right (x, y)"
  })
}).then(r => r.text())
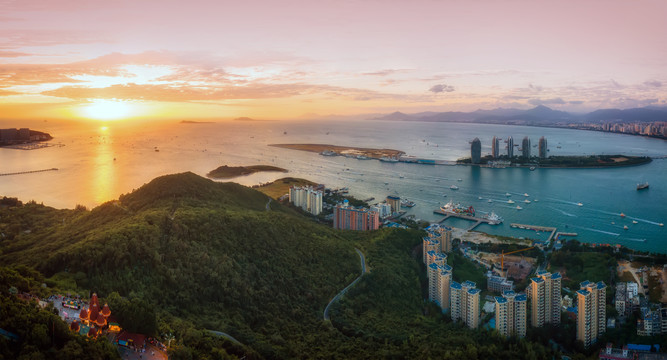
top-left (451, 280), bottom-right (481, 329)
top-left (386, 196), bottom-right (401, 213)
top-left (529, 271), bottom-right (562, 327)
top-left (495, 290), bottom-right (527, 338)
top-left (577, 280), bottom-right (607, 347)
top-left (428, 262), bottom-right (452, 311)
top-left (332, 200), bottom-right (379, 231)
top-left (488, 274), bottom-right (514, 293)
top-left (289, 186), bottom-right (323, 215)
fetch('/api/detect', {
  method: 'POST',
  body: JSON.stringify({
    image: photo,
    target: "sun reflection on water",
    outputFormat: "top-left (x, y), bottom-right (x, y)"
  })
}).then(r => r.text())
top-left (93, 126), bottom-right (115, 204)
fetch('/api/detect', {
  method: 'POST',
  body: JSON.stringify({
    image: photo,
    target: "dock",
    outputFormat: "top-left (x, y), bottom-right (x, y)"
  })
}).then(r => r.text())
top-left (0, 168), bottom-right (58, 177)
top-left (433, 209), bottom-right (494, 231)
top-left (510, 223), bottom-right (561, 243)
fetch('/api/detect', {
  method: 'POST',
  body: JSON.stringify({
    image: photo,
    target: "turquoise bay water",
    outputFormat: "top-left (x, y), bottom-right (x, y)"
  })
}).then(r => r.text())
top-left (1, 119), bottom-right (665, 253)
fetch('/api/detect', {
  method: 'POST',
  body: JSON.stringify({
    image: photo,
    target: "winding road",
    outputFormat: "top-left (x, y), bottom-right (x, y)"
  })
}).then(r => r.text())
top-left (323, 248), bottom-right (367, 321)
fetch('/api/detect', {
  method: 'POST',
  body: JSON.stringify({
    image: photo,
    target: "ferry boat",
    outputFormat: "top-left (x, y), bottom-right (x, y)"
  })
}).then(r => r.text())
top-left (450, 185), bottom-right (459, 190)
top-left (484, 211), bottom-right (503, 225)
top-left (523, 193), bottom-right (529, 197)
top-left (577, 203), bottom-right (583, 207)
top-left (507, 199), bottom-right (515, 204)
top-left (524, 199), bottom-right (531, 204)
top-left (623, 225), bottom-right (629, 230)
top-left (637, 182), bottom-right (649, 190)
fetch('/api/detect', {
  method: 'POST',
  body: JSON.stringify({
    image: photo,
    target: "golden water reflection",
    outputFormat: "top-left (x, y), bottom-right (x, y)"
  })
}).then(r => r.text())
top-left (93, 126), bottom-right (115, 204)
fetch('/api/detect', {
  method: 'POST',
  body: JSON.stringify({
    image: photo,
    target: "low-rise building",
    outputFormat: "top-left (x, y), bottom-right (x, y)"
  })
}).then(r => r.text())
top-left (488, 274), bottom-right (514, 293)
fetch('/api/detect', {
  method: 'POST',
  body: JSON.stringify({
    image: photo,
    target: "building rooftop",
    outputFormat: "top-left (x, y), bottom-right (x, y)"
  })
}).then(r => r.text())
top-left (428, 263), bottom-right (439, 270)
top-left (468, 288), bottom-right (481, 295)
top-left (451, 281), bottom-right (462, 290)
top-left (577, 289), bottom-right (590, 296)
top-left (531, 277), bottom-right (544, 284)
top-left (387, 195), bottom-right (400, 200)
top-left (551, 272), bottom-right (562, 279)
top-left (515, 294), bottom-right (527, 302)
top-left (463, 280), bottom-right (477, 288)
top-left (495, 296), bottom-right (508, 304)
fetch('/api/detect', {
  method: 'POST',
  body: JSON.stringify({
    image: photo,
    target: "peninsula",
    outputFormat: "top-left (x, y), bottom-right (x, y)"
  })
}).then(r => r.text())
top-left (206, 165), bottom-right (287, 179)
top-left (0, 128), bottom-right (52, 147)
top-left (270, 143), bottom-right (405, 159)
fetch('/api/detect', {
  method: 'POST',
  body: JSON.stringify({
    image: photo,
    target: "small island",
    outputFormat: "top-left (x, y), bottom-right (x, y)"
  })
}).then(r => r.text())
top-left (206, 165), bottom-right (288, 179)
top-left (0, 128), bottom-right (53, 149)
top-left (270, 143), bottom-right (405, 160)
top-left (457, 155), bottom-right (652, 168)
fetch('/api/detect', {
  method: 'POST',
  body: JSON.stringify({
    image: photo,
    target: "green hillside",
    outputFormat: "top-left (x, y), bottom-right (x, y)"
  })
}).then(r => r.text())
top-left (0, 172), bottom-right (559, 359)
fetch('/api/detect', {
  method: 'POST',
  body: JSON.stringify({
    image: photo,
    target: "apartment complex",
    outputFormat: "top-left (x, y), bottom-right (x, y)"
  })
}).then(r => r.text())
top-left (488, 274), bottom-right (514, 293)
top-left (529, 271), bottom-right (562, 327)
top-left (332, 200), bottom-right (379, 231)
top-left (288, 186), bottom-right (323, 215)
top-left (577, 280), bottom-right (607, 347)
top-left (428, 261), bottom-right (452, 311)
top-left (495, 290), bottom-right (527, 338)
top-left (386, 195), bottom-right (401, 213)
top-left (451, 280), bottom-right (481, 329)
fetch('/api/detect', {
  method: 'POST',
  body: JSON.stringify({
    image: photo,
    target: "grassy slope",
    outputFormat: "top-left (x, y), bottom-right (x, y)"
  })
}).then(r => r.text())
top-left (254, 177), bottom-right (318, 199)
top-left (0, 172), bottom-right (359, 358)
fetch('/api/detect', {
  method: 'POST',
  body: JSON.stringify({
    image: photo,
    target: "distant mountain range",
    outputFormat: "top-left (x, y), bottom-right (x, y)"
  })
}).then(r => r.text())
top-left (371, 105), bottom-right (667, 125)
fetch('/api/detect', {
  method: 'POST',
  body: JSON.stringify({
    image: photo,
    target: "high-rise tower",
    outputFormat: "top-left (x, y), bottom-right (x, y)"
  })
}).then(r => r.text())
top-left (538, 136), bottom-right (548, 158)
top-left (522, 136), bottom-right (531, 158)
top-left (492, 136), bottom-right (500, 158)
top-left (507, 136), bottom-right (514, 158)
top-left (471, 138), bottom-right (481, 164)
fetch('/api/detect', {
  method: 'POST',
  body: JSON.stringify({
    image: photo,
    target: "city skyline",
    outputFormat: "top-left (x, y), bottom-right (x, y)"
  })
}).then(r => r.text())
top-left (1, 0), bottom-right (666, 122)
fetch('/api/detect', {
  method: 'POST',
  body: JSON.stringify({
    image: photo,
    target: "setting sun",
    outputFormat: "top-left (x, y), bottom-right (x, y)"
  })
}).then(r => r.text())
top-left (81, 100), bottom-right (132, 121)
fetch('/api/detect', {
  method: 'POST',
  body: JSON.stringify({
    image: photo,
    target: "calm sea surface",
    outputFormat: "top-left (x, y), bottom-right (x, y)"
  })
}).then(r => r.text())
top-left (1, 119), bottom-right (666, 253)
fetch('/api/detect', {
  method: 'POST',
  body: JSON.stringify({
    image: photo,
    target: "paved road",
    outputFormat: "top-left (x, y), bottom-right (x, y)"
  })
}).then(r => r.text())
top-left (209, 330), bottom-right (243, 345)
top-left (323, 248), bottom-right (367, 321)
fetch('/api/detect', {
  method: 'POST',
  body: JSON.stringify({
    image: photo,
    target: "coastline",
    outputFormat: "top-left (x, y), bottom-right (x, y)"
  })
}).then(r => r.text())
top-left (269, 143), bottom-right (405, 159)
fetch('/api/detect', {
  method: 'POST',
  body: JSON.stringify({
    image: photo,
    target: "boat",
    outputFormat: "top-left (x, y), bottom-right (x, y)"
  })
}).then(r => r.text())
top-left (443, 194), bottom-right (447, 197)
top-left (505, 192), bottom-right (511, 196)
top-left (524, 193), bottom-right (529, 197)
top-left (356, 155), bottom-right (371, 160)
top-left (401, 199), bottom-right (416, 208)
top-left (507, 199), bottom-right (515, 204)
top-left (632, 220), bottom-right (638, 224)
top-left (611, 221), bottom-right (615, 225)
top-left (483, 211), bottom-right (503, 225)
top-left (529, 166), bottom-right (536, 171)
top-left (320, 150), bottom-right (337, 156)
top-left (660, 223), bottom-right (664, 227)
top-left (380, 156), bottom-right (399, 162)
top-left (637, 182), bottom-right (649, 190)
top-left (516, 206), bottom-right (523, 210)
top-left (440, 201), bottom-right (476, 217)
top-left (488, 199), bottom-right (493, 203)
top-left (457, 179), bottom-right (463, 182)
top-left (534, 199), bottom-right (539, 202)
top-left (620, 213), bottom-right (626, 217)
top-left (524, 199), bottom-right (531, 204)
top-left (623, 225), bottom-right (629, 230)
top-left (478, 196), bottom-right (483, 200)
top-left (450, 185), bottom-right (459, 190)
top-left (577, 203), bottom-right (583, 207)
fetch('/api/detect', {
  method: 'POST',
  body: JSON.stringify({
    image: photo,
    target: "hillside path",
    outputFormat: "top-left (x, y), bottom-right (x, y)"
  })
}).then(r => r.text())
top-left (265, 198), bottom-right (272, 211)
top-left (323, 248), bottom-right (367, 321)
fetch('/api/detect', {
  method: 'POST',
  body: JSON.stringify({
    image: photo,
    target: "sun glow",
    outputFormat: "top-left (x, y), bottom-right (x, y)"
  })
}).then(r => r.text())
top-left (82, 100), bottom-right (133, 121)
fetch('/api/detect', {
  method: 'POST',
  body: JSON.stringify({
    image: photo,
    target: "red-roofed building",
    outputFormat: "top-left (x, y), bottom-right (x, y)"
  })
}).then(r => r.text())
top-left (70, 320), bottom-right (80, 333)
top-left (88, 303), bottom-right (99, 323)
top-left (87, 327), bottom-right (98, 338)
top-left (79, 308), bottom-right (89, 322)
top-left (90, 293), bottom-right (99, 308)
top-left (95, 312), bottom-right (107, 327)
top-left (101, 303), bottom-right (111, 318)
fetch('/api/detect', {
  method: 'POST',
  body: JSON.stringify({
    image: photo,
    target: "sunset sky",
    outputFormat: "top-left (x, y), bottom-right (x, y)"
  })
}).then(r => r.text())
top-left (1, 0), bottom-right (666, 121)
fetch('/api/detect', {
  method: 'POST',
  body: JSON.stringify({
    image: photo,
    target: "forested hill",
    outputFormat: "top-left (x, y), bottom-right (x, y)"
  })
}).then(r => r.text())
top-left (0, 172), bottom-right (361, 358)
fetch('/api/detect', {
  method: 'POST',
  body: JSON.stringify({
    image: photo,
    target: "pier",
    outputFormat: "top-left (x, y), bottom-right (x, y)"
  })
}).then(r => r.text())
top-left (510, 223), bottom-right (561, 243)
top-left (0, 168), bottom-right (58, 177)
top-left (433, 209), bottom-right (495, 231)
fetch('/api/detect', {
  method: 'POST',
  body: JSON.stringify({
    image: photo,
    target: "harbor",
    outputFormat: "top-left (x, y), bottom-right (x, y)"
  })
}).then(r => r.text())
top-left (433, 208), bottom-right (497, 231)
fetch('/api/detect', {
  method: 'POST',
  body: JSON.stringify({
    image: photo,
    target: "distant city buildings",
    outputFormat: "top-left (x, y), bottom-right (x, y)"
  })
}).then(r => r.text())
top-left (577, 280), bottom-right (607, 347)
top-left (370, 203), bottom-right (392, 219)
top-left (0, 128), bottom-right (50, 145)
top-left (470, 138), bottom-right (481, 164)
top-left (538, 136), bottom-right (548, 158)
top-left (529, 271), bottom-right (562, 327)
top-left (495, 290), bottom-right (527, 338)
top-left (491, 136), bottom-right (500, 158)
top-left (637, 307), bottom-right (666, 337)
top-left (507, 136), bottom-right (514, 158)
top-left (451, 280), bottom-right (481, 329)
top-left (289, 186), bottom-right (323, 215)
top-left (521, 136), bottom-right (531, 158)
top-left (578, 121), bottom-right (667, 139)
top-left (332, 200), bottom-right (379, 231)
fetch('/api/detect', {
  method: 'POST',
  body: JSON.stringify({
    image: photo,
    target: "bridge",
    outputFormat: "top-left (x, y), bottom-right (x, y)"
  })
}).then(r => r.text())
top-left (0, 168), bottom-right (58, 177)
